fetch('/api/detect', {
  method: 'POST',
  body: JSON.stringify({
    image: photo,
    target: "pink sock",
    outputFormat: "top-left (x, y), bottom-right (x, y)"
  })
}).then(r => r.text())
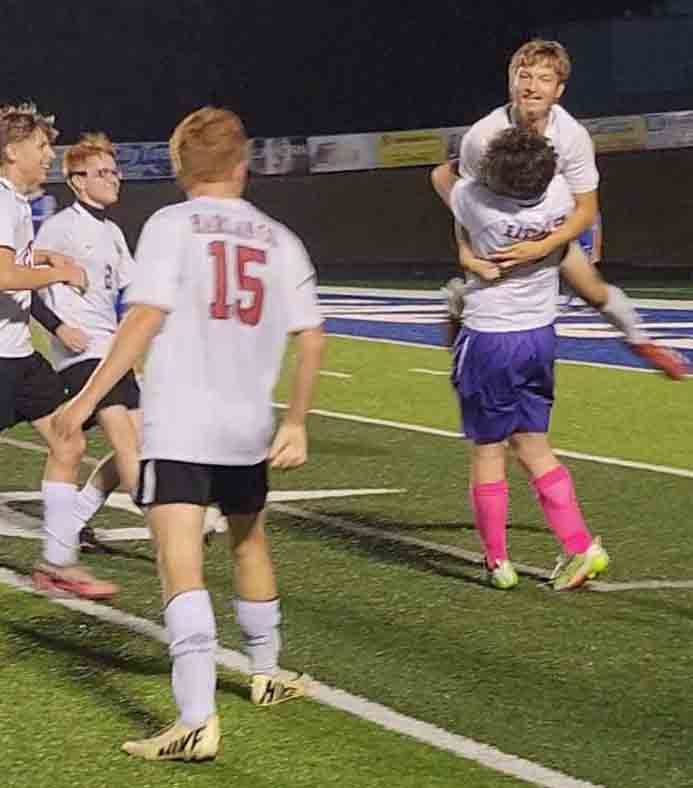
top-left (471, 481), bottom-right (509, 567)
top-left (532, 466), bottom-right (592, 555)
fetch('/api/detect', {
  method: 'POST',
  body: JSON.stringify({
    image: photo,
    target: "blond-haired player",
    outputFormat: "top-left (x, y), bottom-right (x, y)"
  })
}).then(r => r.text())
top-left (446, 39), bottom-right (688, 380)
top-left (0, 103), bottom-right (117, 598)
top-left (36, 132), bottom-right (141, 549)
top-left (55, 107), bottom-right (325, 762)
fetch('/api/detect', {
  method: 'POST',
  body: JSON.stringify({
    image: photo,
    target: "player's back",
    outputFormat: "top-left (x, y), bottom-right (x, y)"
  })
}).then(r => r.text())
top-left (129, 196), bottom-right (320, 465)
top-left (451, 176), bottom-right (574, 332)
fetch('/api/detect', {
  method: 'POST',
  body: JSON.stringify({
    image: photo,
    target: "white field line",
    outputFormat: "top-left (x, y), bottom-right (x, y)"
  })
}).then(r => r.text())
top-left (272, 404), bottom-right (693, 480)
top-left (410, 367), bottom-right (449, 376)
top-left (317, 285), bottom-right (693, 310)
top-left (271, 504), bottom-right (693, 594)
top-left (319, 370), bottom-right (353, 379)
top-left (329, 332), bottom-right (691, 376)
top-left (3, 436), bottom-right (693, 591)
top-left (0, 566), bottom-right (604, 788)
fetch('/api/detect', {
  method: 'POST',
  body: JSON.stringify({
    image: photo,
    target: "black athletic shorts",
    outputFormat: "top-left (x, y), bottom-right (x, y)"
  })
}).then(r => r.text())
top-left (134, 458), bottom-right (268, 515)
top-left (0, 352), bottom-right (67, 431)
top-left (59, 359), bottom-right (140, 430)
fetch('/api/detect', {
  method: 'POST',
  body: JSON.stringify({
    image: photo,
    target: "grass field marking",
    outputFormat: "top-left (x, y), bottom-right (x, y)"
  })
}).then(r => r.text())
top-left (410, 367), bottom-right (450, 376)
top-left (320, 370), bottom-right (353, 379)
top-left (0, 565), bottom-right (605, 788)
top-left (271, 503), bottom-right (693, 594)
top-left (273, 404), bottom-right (693, 480)
top-left (318, 285), bottom-right (693, 311)
top-left (329, 332), bottom-right (691, 375)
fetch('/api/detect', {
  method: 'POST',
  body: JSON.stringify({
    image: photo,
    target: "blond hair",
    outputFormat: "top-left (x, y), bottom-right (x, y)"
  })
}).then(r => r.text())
top-left (169, 107), bottom-right (248, 189)
top-left (509, 39), bottom-right (571, 84)
top-left (0, 102), bottom-right (58, 165)
top-left (62, 131), bottom-right (116, 179)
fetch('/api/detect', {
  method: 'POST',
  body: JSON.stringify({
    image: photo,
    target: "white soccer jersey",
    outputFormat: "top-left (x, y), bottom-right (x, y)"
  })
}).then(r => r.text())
top-left (0, 178), bottom-right (35, 358)
top-left (126, 196), bottom-right (323, 465)
top-left (459, 104), bottom-right (599, 194)
top-left (450, 175), bottom-right (575, 332)
top-left (36, 202), bottom-right (134, 371)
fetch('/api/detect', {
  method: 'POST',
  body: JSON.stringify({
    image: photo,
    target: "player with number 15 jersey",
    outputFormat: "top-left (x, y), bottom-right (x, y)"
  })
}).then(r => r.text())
top-left (129, 197), bottom-right (321, 464)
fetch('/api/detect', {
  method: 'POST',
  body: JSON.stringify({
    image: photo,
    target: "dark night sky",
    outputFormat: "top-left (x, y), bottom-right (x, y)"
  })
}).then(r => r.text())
top-left (3, 1), bottom-right (655, 143)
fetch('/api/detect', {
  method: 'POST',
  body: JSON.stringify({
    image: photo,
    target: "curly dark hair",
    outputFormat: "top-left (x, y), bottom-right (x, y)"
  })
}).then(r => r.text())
top-left (478, 128), bottom-right (557, 200)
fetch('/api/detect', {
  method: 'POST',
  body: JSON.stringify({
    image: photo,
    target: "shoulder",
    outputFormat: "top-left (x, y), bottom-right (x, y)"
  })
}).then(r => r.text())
top-left (467, 106), bottom-right (509, 137)
top-left (553, 105), bottom-right (592, 144)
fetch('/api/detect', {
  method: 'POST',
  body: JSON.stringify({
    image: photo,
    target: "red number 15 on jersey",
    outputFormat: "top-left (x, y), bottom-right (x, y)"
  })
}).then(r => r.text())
top-left (209, 241), bottom-right (267, 325)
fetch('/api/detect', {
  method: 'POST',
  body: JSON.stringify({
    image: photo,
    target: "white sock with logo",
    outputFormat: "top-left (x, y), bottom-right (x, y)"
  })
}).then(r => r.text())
top-left (602, 285), bottom-right (648, 345)
top-left (42, 480), bottom-right (80, 566)
top-left (233, 597), bottom-right (281, 676)
top-left (165, 589), bottom-right (217, 728)
top-left (74, 481), bottom-right (108, 527)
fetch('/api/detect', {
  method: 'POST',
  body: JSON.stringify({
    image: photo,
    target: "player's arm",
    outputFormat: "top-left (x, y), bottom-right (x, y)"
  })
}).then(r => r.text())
top-left (53, 304), bottom-right (164, 437)
top-left (270, 325), bottom-right (325, 469)
top-left (491, 190), bottom-right (598, 268)
top-left (0, 246), bottom-right (86, 291)
top-left (431, 165), bottom-right (500, 282)
top-left (30, 292), bottom-right (90, 352)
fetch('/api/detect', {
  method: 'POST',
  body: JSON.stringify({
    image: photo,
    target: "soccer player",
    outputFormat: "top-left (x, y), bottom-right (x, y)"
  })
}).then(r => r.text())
top-left (36, 133), bottom-right (140, 550)
top-left (0, 102), bottom-right (117, 599)
top-left (446, 39), bottom-right (688, 379)
top-left (55, 106), bottom-right (325, 761)
top-left (432, 127), bottom-right (610, 591)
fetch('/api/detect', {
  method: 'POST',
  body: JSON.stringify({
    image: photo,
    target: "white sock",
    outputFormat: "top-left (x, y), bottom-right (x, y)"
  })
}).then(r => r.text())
top-left (74, 481), bottom-right (108, 527)
top-left (165, 590), bottom-right (217, 727)
top-left (601, 285), bottom-right (648, 345)
top-left (42, 481), bottom-right (80, 566)
top-left (233, 597), bottom-right (281, 676)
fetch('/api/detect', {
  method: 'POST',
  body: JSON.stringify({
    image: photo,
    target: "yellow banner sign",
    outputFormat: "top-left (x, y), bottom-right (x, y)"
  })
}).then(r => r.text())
top-left (376, 130), bottom-right (447, 168)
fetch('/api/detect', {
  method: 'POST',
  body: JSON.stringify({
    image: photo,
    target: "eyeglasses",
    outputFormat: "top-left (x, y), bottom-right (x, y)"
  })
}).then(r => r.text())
top-left (69, 168), bottom-right (122, 180)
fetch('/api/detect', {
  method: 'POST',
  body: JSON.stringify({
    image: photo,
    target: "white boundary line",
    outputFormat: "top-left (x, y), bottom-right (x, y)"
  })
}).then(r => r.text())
top-left (272, 404), bottom-right (693, 480)
top-left (0, 566), bottom-right (604, 788)
top-left (329, 332), bottom-right (690, 376)
top-left (271, 504), bottom-right (693, 594)
top-left (318, 285), bottom-right (693, 310)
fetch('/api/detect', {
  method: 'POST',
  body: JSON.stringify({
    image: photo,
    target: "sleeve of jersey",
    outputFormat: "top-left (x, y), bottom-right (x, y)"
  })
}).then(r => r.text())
top-left (458, 127), bottom-right (484, 179)
top-left (126, 212), bottom-right (182, 312)
top-left (563, 128), bottom-right (600, 194)
top-left (449, 181), bottom-right (469, 227)
top-left (281, 234), bottom-right (323, 333)
top-left (0, 190), bottom-right (17, 250)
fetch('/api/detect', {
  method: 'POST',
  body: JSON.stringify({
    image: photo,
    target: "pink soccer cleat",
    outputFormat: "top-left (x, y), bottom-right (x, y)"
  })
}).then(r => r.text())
top-left (630, 342), bottom-right (691, 381)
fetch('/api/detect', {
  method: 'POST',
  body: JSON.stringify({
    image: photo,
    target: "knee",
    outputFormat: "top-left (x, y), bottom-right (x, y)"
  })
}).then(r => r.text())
top-left (232, 525), bottom-right (268, 561)
top-left (50, 431), bottom-right (85, 467)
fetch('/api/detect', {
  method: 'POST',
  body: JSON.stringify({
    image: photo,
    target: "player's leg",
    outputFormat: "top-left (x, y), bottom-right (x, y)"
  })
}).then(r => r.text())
top-left (453, 331), bottom-right (517, 589)
top-left (560, 243), bottom-right (689, 379)
top-left (122, 461), bottom-right (219, 762)
top-left (220, 463), bottom-right (307, 704)
top-left (510, 433), bottom-right (609, 590)
top-left (13, 353), bottom-right (118, 598)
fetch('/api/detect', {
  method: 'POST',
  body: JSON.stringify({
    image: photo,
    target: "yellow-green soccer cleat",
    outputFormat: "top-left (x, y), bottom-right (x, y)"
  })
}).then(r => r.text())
top-left (482, 559), bottom-right (519, 590)
top-left (121, 714), bottom-right (220, 762)
top-left (551, 538), bottom-right (609, 591)
top-left (251, 673), bottom-right (309, 707)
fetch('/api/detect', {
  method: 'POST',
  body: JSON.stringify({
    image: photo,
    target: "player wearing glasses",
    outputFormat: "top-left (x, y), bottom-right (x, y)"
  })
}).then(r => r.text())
top-left (36, 132), bottom-right (141, 550)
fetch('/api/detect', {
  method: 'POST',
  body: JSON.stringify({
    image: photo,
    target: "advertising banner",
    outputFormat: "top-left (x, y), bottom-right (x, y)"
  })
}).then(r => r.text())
top-left (582, 115), bottom-right (648, 153)
top-left (249, 136), bottom-right (309, 175)
top-left (375, 129), bottom-right (447, 168)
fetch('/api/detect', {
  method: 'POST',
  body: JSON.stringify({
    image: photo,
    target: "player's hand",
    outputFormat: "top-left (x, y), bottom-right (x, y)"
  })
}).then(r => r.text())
top-left (60, 261), bottom-right (89, 293)
top-left (269, 422), bottom-right (307, 469)
top-left (41, 250), bottom-right (74, 268)
top-left (56, 324), bottom-right (89, 353)
top-left (53, 396), bottom-right (93, 439)
top-left (470, 259), bottom-right (502, 282)
top-left (490, 238), bottom-right (553, 268)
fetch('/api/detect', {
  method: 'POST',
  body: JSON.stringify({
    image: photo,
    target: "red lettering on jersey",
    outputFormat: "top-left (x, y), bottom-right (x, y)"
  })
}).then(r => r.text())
top-left (209, 242), bottom-right (267, 324)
